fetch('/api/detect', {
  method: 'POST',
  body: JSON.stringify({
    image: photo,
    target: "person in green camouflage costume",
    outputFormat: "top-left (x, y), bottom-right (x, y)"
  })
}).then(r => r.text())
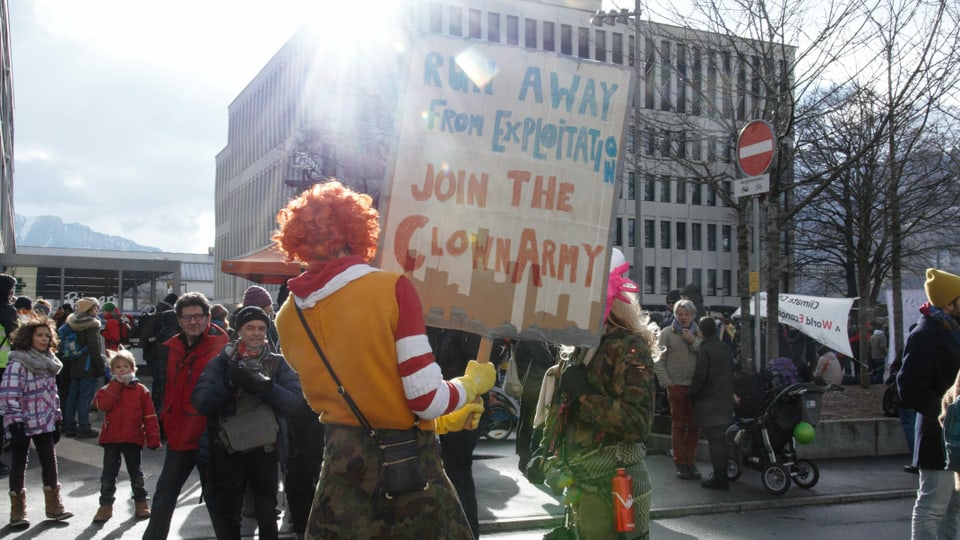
top-left (552, 248), bottom-right (660, 539)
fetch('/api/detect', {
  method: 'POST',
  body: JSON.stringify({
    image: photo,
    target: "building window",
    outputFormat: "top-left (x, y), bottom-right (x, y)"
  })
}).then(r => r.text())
top-left (578, 27), bottom-right (590, 59)
top-left (595, 30), bottom-right (606, 62)
top-left (676, 178), bottom-right (686, 203)
top-left (615, 217), bottom-right (622, 246)
top-left (645, 128), bottom-right (655, 156)
top-left (644, 219), bottom-right (655, 248)
top-left (660, 175), bottom-right (671, 202)
top-left (627, 172), bottom-right (636, 200)
top-left (449, 6), bottom-right (462, 36)
top-left (612, 33), bottom-right (623, 64)
top-left (676, 268), bottom-right (687, 289)
top-left (692, 46), bottom-right (702, 115)
top-left (561, 24), bottom-right (572, 55)
top-left (692, 268), bottom-right (702, 289)
top-left (507, 15), bottom-right (519, 45)
top-left (525, 18), bottom-right (537, 49)
top-left (469, 9), bottom-right (482, 39)
top-left (644, 174), bottom-right (655, 201)
top-left (644, 266), bottom-right (655, 294)
top-left (429, 3), bottom-right (442, 33)
top-left (660, 267), bottom-right (672, 293)
top-left (660, 220), bottom-right (671, 249)
top-left (691, 135), bottom-right (702, 161)
top-left (707, 185), bottom-right (717, 206)
top-left (676, 221), bottom-right (686, 249)
top-left (677, 43), bottom-right (687, 113)
top-left (707, 269), bottom-right (717, 296)
top-left (661, 129), bottom-right (671, 157)
top-left (691, 183), bottom-right (702, 205)
top-left (692, 223), bottom-right (702, 250)
top-left (722, 225), bottom-right (731, 251)
top-left (707, 224), bottom-right (717, 251)
top-left (723, 269), bottom-right (732, 296)
top-left (543, 21), bottom-right (555, 51)
top-left (660, 39), bottom-right (671, 111)
top-left (628, 218), bottom-right (636, 247)
top-left (488, 12), bottom-right (501, 42)
top-left (644, 38), bottom-right (655, 109)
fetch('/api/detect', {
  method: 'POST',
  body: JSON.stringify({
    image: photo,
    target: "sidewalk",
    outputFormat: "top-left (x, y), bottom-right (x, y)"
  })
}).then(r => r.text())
top-left (1, 419), bottom-right (918, 538)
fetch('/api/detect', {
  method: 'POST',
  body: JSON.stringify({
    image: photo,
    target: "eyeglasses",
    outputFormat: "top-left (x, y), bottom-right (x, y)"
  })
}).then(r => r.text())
top-left (178, 314), bottom-right (208, 323)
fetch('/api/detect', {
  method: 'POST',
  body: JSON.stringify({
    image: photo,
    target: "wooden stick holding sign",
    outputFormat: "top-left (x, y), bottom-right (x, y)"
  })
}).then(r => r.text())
top-left (463, 337), bottom-right (495, 429)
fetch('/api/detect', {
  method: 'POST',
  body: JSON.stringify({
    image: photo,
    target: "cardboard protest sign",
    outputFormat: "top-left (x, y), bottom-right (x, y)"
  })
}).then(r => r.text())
top-left (379, 34), bottom-right (633, 346)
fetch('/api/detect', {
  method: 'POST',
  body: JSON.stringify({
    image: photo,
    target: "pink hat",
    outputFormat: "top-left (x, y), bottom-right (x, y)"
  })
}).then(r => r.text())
top-left (242, 286), bottom-right (272, 309)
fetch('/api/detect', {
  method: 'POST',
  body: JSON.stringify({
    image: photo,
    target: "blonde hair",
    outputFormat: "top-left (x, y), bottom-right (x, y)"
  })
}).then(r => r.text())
top-left (108, 349), bottom-right (137, 371)
top-left (608, 290), bottom-right (661, 362)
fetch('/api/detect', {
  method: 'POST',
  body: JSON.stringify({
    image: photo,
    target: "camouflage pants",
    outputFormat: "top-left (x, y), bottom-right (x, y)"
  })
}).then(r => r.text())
top-left (305, 424), bottom-right (474, 540)
top-left (573, 460), bottom-right (651, 540)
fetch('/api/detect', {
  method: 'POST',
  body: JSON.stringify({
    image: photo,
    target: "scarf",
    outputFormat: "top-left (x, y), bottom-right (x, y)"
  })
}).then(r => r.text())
top-left (920, 302), bottom-right (960, 347)
top-left (672, 317), bottom-right (699, 337)
top-left (11, 348), bottom-right (63, 376)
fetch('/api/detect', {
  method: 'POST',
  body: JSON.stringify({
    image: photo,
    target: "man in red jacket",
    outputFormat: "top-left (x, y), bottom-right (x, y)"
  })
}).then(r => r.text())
top-left (142, 292), bottom-right (228, 540)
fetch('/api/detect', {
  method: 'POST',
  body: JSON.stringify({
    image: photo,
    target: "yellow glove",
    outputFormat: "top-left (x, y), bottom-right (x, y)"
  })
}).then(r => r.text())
top-left (453, 360), bottom-right (497, 402)
top-left (434, 401), bottom-right (485, 434)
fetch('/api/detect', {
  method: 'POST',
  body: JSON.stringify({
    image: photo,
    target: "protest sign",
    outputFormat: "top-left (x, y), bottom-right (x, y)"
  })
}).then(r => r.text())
top-left (733, 292), bottom-right (855, 357)
top-left (379, 34), bottom-right (633, 345)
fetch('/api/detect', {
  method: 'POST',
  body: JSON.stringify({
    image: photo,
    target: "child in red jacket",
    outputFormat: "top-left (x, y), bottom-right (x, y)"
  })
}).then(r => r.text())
top-left (92, 349), bottom-right (161, 522)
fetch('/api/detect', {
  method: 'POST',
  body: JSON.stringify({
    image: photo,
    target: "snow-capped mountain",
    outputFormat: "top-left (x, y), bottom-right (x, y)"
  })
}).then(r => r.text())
top-left (15, 214), bottom-right (160, 252)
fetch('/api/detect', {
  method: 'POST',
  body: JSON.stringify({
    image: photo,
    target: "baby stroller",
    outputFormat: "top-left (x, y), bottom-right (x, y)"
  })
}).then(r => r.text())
top-left (726, 382), bottom-right (826, 495)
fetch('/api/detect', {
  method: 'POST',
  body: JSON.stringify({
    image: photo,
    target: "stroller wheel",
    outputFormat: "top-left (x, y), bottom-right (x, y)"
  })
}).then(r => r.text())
top-left (761, 463), bottom-right (791, 495)
top-left (726, 458), bottom-right (742, 481)
top-left (791, 459), bottom-right (820, 489)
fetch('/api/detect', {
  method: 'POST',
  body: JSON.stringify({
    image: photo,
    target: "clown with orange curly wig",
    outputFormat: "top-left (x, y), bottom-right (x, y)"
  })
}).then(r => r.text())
top-left (273, 181), bottom-right (495, 539)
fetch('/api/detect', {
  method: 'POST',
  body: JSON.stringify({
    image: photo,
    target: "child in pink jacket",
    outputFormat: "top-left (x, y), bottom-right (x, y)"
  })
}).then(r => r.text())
top-left (92, 349), bottom-right (161, 522)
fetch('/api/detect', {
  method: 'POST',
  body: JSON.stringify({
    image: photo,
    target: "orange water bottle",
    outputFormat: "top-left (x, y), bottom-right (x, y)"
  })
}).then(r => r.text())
top-left (612, 468), bottom-right (635, 532)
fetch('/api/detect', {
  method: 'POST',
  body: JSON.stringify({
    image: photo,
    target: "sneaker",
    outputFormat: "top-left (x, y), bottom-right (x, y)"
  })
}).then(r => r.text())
top-left (64, 427), bottom-right (78, 438)
top-left (676, 465), bottom-right (695, 480)
top-left (903, 465), bottom-right (919, 474)
top-left (688, 464), bottom-right (702, 480)
top-left (701, 474), bottom-right (729, 490)
top-left (76, 428), bottom-right (99, 439)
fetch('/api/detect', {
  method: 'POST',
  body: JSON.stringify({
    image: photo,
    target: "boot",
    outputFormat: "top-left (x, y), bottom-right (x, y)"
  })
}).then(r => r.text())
top-left (135, 499), bottom-right (151, 519)
top-left (9, 489), bottom-right (29, 529)
top-left (43, 484), bottom-right (73, 520)
top-left (701, 472), bottom-right (730, 490)
top-left (93, 505), bottom-right (112, 522)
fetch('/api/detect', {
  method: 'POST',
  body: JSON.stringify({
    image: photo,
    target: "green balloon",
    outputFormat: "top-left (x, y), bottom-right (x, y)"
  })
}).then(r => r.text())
top-left (794, 421), bottom-right (816, 444)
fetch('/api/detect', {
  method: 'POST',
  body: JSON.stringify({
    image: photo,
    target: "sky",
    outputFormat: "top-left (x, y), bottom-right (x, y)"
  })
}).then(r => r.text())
top-left (8, 0), bottom-right (384, 254)
top-left (9, 1), bottom-right (626, 254)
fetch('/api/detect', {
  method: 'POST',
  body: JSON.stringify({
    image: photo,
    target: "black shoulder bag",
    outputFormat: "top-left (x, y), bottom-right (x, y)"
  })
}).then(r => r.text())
top-left (293, 303), bottom-right (428, 499)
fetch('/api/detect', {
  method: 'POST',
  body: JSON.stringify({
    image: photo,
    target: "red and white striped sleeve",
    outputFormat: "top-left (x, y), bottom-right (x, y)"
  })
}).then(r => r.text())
top-left (394, 276), bottom-right (466, 419)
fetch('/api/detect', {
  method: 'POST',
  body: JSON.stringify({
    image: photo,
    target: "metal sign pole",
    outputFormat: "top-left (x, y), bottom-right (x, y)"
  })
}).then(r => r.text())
top-left (753, 196), bottom-right (762, 373)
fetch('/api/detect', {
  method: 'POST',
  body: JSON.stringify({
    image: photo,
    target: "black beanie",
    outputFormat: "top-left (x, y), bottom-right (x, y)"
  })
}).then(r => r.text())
top-left (235, 306), bottom-right (270, 331)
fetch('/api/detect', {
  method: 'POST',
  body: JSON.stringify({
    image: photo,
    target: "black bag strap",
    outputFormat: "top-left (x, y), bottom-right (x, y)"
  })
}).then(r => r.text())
top-left (293, 302), bottom-right (377, 439)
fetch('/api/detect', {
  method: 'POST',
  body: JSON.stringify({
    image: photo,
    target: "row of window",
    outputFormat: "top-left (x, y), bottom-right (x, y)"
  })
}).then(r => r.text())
top-left (614, 218), bottom-right (732, 252)
top-left (426, 3), bottom-right (788, 119)
top-left (640, 266), bottom-right (736, 297)
top-left (621, 173), bottom-right (732, 206)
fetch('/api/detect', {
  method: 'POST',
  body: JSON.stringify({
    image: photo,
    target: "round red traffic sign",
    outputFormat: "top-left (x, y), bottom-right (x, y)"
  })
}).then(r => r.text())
top-left (736, 120), bottom-right (776, 177)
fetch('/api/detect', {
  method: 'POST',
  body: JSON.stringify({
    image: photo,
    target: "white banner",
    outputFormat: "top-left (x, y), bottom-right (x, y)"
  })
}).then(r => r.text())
top-left (732, 293), bottom-right (855, 357)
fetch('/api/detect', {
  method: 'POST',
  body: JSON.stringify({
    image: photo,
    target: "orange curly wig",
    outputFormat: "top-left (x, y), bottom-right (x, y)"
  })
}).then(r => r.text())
top-left (272, 180), bottom-right (380, 264)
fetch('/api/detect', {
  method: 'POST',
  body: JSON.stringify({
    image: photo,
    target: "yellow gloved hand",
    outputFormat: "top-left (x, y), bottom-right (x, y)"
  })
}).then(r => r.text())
top-left (434, 401), bottom-right (485, 434)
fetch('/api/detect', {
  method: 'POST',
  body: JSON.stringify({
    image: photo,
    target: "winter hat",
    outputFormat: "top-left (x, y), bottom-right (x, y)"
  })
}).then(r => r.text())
top-left (14, 296), bottom-right (33, 311)
top-left (242, 286), bottom-right (273, 309)
top-left (235, 306), bottom-right (270, 330)
top-left (76, 297), bottom-right (100, 314)
top-left (0, 274), bottom-right (15, 299)
top-left (925, 268), bottom-right (960, 308)
top-left (604, 248), bottom-right (639, 322)
top-left (101, 301), bottom-right (117, 313)
top-left (33, 298), bottom-right (52, 316)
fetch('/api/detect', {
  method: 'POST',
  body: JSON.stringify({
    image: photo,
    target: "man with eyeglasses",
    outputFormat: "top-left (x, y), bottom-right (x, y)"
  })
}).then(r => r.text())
top-left (143, 292), bottom-right (228, 540)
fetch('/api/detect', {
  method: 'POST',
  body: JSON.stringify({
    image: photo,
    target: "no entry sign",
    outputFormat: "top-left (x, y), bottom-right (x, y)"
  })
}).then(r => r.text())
top-left (737, 120), bottom-right (776, 177)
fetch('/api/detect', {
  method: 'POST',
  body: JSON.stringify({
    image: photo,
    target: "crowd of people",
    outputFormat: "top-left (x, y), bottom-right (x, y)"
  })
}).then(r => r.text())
top-left (5, 180), bottom-right (960, 539)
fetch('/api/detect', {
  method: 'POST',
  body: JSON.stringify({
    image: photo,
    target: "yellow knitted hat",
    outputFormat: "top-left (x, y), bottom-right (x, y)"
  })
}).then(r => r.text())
top-left (924, 268), bottom-right (960, 308)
